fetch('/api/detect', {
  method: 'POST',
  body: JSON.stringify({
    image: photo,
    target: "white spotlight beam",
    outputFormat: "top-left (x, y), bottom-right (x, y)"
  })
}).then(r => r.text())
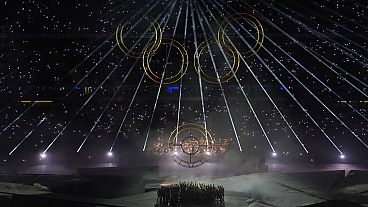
top-left (8, 0), bottom-right (163, 155)
top-left (212, 0), bottom-right (368, 125)
top-left (109, 72), bottom-right (145, 152)
top-left (309, 0), bottom-right (368, 32)
top-left (277, 0), bottom-right (368, 51)
top-left (0, 103), bottom-right (37, 135)
top-left (214, 0), bottom-right (344, 154)
top-left (194, 2), bottom-right (243, 151)
top-left (200, 0), bottom-right (304, 152)
top-left (76, 61), bottom-right (139, 153)
top-left (142, 0), bottom-right (179, 151)
top-left (189, 0), bottom-right (209, 147)
top-left (175, 1), bottom-right (190, 144)
top-left (237, 0), bottom-right (368, 97)
top-left (110, 1), bottom-right (180, 152)
top-left (260, 0), bottom-right (368, 66)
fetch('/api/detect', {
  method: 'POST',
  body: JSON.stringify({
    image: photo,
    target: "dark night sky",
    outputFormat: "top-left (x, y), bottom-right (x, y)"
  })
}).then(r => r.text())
top-left (0, 0), bottom-right (367, 169)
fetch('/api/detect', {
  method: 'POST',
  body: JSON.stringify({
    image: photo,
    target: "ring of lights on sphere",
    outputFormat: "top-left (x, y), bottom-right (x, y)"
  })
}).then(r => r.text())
top-left (116, 16), bottom-right (162, 59)
top-left (218, 13), bottom-right (264, 58)
top-left (168, 123), bottom-right (214, 168)
top-left (143, 38), bottom-right (188, 84)
top-left (194, 38), bottom-right (240, 84)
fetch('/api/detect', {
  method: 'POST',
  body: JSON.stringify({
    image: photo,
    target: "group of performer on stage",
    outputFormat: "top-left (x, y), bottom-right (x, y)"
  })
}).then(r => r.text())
top-left (156, 181), bottom-right (225, 207)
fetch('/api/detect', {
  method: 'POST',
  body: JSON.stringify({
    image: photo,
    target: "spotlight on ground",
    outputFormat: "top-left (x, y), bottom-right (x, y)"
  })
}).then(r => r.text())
top-left (340, 154), bottom-right (345, 159)
top-left (107, 151), bottom-right (113, 157)
top-left (40, 153), bottom-right (47, 159)
top-left (272, 152), bottom-right (277, 157)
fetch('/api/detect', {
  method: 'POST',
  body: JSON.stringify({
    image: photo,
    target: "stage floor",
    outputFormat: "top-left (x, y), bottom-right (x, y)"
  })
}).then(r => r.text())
top-left (0, 169), bottom-right (367, 206)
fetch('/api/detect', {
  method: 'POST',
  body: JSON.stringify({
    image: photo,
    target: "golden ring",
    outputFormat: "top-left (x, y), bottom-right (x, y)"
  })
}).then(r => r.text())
top-left (116, 16), bottom-right (162, 59)
top-left (218, 13), bottom-right (264, 58)
top-left (142, 38), bottom-right (188, 84)
top-left (194, 38), bottom-right (240, 84)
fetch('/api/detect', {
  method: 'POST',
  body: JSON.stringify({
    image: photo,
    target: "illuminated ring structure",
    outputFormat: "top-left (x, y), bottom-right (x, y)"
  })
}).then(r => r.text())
top-left (181, 136), bottom-right (201, 155)
top-left (168, 123), bottom-right (214, 168)
top-left (194, 38), bottom-right (240, 84)
top-left (218, 13), bottom-right (264, 58)
top-left (143, 38), bottom-right (188, 84)
top-left (116, 16), bottom-right (162, 59)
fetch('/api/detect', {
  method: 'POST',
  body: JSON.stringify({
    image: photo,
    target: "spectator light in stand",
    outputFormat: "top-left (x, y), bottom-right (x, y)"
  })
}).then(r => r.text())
top-left (206, 150), bottom-right (211, 156)
top-left (272, 152), bottom-right (277, 157)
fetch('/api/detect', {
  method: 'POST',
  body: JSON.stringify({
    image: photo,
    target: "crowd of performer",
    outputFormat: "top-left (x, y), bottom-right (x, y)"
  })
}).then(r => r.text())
top-left (156, 182), bottom-right (225, 207)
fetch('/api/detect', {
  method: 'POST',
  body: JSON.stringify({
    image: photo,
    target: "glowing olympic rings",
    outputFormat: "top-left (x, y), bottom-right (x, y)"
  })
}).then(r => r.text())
top-left (218, 13), bottom-right (264, 58)
top-left (116, 16), bottom-right (162, 59)
top-left (194, 38), bottom-right (240, 84)
top-left (116, 13), bottom-right (264, 84)
top-left (143, 38), bottom-right (188, 84)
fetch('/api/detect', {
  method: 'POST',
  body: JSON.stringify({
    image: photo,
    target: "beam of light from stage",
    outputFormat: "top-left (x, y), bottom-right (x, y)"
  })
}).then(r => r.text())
top-left (237, 0), bottom-right (368, 97)
top-left (273, 1), bottom-right (368, 59)
top-left (3, 0), bottom-right (158, 97)
top-left (0, 103), bottom-right (36, 135)
top-left (262, 35), bottom-right (368, 123)
top-left (109, 72), bottom-right (145, 152)
top-left (190, 0), bottom-right (209, 148)
top-left (197, 1), bottom-right (279, 153)
top-left (143, 0), bottom-right (180, 152)
top-left (210, 0), bottom-right (368, 134)
top-left (67, 0), bottom-right (161, 76)
top-left (278, 0), bottom-right (368, 52)
top-left (194, 2), bottom-right (243, 152)
top-left (326, 28), bottom-right (368, 52)
top-left (261, 1), bottom-right (368, 67)
top-left (142, 2), bottom-right (180, 152)
top-left (76, 61), bottom-right (139, 153)
top-left (309, 0), bottom-right (368, 32)
top-left (1, 0), bottom-right (146, 90)
top-left (1, 3), bottom-right (156, 83)
top-left (175, 1), bottom-right (189, 145)
top-left (43, 57), bottom-right (125, 153)
top-left (52, 2), bottom-right (178, 154)
top-left (111, 0), bottom-right (178, 153)
top-left (3, 0), bottom-right (161, 144)
top-left (231, 15), bottom-right (368, 150)
top-left (9, 44), bottom-right (117, 155)
top-left (247, 35), bottom-right (368, 149)
top-left (201, 1), bottom-right (308, 153)
top-left (214, 0), bottom-right (344, 155)
top-left (8, 2), bottom-right (162, 155)
top-left (272, 55), bottom-right (368, 149)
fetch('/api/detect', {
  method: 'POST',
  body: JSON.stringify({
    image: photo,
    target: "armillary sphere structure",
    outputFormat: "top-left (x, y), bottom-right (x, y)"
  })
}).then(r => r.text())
top-left (168, 123), bottom-right (214, 168)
